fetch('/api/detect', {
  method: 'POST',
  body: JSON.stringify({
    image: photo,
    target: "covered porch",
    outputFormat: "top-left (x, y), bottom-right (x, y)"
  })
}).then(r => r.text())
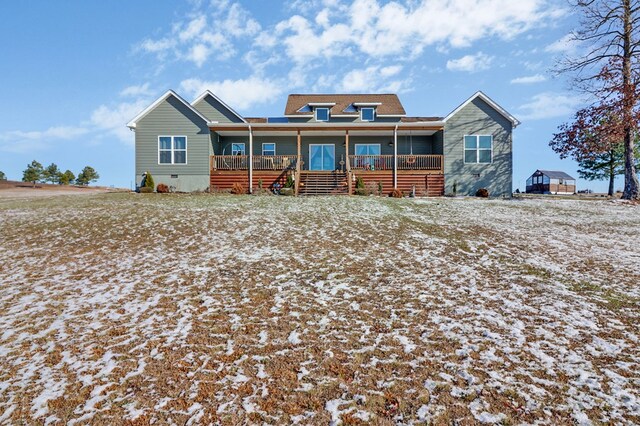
top-left (209, 122), bottom-right (445, 195)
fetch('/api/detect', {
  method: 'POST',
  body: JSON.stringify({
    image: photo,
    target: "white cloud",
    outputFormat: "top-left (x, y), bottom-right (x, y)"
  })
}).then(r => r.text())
top-left (545, 33), bottom-right (579, 54)
top-left (187, 44), bottom-right (211, 67)
top-left (139, 38), bottom-right (175, 53)
top-left (338, 66), bottom-right (411, 93)
top-left (518, 92), bottom-right (582, 120)
top-left (179, 77), bottom-right (283, 110)
top-left (221, 3), bottom-right (261, 37)
top-left (380, 65), bottom-right (402, 77)
top-left (269, 0), bottom-right (564, 63)
top-left (179, 16), bottom-right (207, 42)
top-left (446, 52), bottom-right (493, 72)
top-left (91, 99), bottom-right (150, 144)
top-left (510, 74), bottom-right (547, 84)
top-left (138, 2), bottom-right (258, 66)
top-left (120, 83), bottom-right (153, 97)
top-left (0, 126), bottom-right (89, 153)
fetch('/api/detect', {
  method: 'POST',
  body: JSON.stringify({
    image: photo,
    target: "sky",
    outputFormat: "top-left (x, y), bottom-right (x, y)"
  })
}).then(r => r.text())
top-left (0, 0), bottom-right (620, 192)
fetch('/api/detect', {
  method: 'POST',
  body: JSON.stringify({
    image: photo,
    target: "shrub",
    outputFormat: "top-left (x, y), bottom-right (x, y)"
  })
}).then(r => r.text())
top-left (390, 188), bottom-right (403, 198)
top-left (257, 178), bottom-right (263, 189)
top-left (355, 176), bottom-right (365, 189)
top-left (354, 188), bottom-right (368, 196)
top-left (476, 188), bottom-right (489, 198)
top-left (156, 183), bottom-right (170, 193)
top-left (452, 181), bottom-right (458, 195)
top-left (139, 186), bottom-right (153, 193)
top-left (284, 174), bottom-right (295, 188)
top-left (143, 171), bottom-right (154, 190)
top-left (377, 181), bottom-right (383, 196)
top-left (280, 187), bottom-right (294, 196)
top-left (231, 182), bottom-right (245, 195)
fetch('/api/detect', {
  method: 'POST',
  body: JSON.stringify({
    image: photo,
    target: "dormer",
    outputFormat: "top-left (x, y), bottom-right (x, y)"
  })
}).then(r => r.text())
top-left (306, 103), bottom-right (336, 122)
top-left (352, 102), bottom-right (382, 122)
top-left (285, 94), bottom-right (406, 122)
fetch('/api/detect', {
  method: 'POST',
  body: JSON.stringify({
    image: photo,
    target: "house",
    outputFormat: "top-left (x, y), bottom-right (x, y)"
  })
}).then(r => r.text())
top-left (525, 170), bottom-right (576, 195)
top-left (127, 90), bottom-right (519, 196)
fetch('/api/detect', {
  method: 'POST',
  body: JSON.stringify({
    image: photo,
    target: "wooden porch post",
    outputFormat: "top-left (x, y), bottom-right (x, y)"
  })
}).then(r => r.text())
top-left (345, 130), bottom-right (352, 195)
top-left (248, 125), bottom-right (253, 194)
top-left (393, 125), bottom-right (398, 189)
top-left (295, 130), bottom-right (301, 195)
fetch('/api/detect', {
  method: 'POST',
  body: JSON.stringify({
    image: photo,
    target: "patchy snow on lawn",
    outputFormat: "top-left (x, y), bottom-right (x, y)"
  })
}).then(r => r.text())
top-left (0, 194), bottom-right (638, 424)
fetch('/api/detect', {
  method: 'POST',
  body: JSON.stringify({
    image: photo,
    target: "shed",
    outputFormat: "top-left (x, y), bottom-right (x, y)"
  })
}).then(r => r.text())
top-left (526, 170), bottom-right (576, 195)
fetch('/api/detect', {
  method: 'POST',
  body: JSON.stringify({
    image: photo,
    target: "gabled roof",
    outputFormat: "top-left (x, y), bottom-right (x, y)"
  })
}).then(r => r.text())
top-left (535, 170), bottom-right (576, 180)
top-left (444, 91), bottom-right (520, 127)
top-left (285, 94), bottom-right (406, 116)
top-left (127, 90), bottom-right (211, 129)
top-left (191, 90), bottom-right (246, 123)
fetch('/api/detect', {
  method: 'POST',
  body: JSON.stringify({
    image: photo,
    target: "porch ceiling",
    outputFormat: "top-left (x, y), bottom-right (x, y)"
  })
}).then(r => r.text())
top-left (211, 123), bottom-right (443, 137)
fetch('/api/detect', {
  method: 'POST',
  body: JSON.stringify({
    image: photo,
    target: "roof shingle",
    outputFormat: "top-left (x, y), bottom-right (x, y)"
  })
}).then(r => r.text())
top-left (285, 94), bottom-right (406, 116)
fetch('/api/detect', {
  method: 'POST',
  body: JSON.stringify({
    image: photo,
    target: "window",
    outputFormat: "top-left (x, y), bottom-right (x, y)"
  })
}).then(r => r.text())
top-left (360, 107), bottom-right (375, 121)
top-left (464, 135), bottom-right (492, 164)
top-left (231, 143), bottom-right (245, 156)
top-left (262, 143), bottom-right (276, 156)
top-left (355, 144), bottom-right (381, 168)
top-left (315, 107), bottom-right (329, 122)
top-left (355, 144), bottom-right (381, 156)
top-left (158, 136), bottom-right (187, 164)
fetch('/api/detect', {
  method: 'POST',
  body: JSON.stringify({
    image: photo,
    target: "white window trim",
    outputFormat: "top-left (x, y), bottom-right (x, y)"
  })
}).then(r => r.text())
top-left (262, 142), bottom-right (276, 156)
top-left (158, 135), bottom-right (188, 165)
top-left (360, 107), bottom-right (375, 122)
top-left (315, 107), bottom-right (330, 122)
top-left (463, 135), bottom-right (493, 164)
top-left (231, 142), bottom-right (246, 156)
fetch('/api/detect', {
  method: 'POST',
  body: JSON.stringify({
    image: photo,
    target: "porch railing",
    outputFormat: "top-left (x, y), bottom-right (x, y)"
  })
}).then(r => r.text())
top-left (348, 155), bottom-right (443, 171)
top-left (211, 155), bottom-right (299, 171)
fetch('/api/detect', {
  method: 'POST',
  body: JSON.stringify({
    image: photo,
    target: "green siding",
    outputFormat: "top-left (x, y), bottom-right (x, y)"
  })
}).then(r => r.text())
top-left (135, 95), bottom-right (211, 191)
top-left (443, 98), bottom-right (513, 197)
top-left (193, 95), bottom-right (244, 123)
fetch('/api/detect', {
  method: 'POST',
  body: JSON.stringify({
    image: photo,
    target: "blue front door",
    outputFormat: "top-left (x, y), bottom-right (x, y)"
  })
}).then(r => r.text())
top-left (309, 144), bottom-right (335, 171)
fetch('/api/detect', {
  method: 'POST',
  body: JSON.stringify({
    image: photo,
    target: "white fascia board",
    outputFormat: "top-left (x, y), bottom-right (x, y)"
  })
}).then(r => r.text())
top-left (352, 102), bottom-right (382, 106)
top-left (126, 90), bottom-right (211, 129)
top-left (191, 90), bottom-right (247, 123)
top-left (444, 91), bottom-right (521, 127)
top-left (211, 121), bottom-right (445, 129)
top-left (307, 102), bottom-right (337, 106)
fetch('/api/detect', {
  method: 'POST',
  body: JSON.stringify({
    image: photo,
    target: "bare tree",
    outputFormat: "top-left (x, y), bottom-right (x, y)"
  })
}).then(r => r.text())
top-left (558, 0), bottom-right (640, 199)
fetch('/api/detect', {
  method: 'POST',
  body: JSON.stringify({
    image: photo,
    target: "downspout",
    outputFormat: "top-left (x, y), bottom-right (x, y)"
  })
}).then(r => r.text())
top-left (393, 125), bottom-right (398, 190)
top-left (248, 124), bottom-right (253, 194)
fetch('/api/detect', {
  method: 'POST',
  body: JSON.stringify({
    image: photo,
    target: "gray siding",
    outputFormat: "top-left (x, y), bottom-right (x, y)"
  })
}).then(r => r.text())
top-left (443, 98), bottom-right (513, 197)
top-left (135, 95), bottom-right (212, 192)
top-left (193, 95), bottom-right (244, 123)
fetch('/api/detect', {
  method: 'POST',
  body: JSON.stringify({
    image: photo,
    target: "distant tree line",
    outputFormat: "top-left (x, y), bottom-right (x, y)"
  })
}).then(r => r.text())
top-left (0, 171), bottom-right (6, 181)
top-left (22, 160), bottom-right (99, 186)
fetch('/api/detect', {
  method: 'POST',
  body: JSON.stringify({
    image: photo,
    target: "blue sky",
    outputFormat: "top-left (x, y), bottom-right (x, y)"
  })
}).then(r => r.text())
top-left (0, 0), bottom-right (617, 192)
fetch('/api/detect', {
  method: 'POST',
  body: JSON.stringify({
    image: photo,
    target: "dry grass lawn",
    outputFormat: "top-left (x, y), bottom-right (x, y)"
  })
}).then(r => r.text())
top-left (0, 193), bottom-right (638, 425)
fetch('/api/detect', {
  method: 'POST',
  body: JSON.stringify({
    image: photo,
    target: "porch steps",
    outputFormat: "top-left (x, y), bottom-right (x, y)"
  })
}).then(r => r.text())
top-left (299, 171), bottom-right (349, 196)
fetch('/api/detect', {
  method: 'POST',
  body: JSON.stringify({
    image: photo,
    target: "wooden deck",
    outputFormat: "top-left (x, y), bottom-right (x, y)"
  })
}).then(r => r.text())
top-left (209, 154), bottom-right (445, 196)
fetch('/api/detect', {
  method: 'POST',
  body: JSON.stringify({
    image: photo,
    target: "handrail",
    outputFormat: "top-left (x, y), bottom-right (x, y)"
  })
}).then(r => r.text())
top-left (211, 155), bottom-right (298, 171)
top-left (348, 154), bottom-right (442, 171)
